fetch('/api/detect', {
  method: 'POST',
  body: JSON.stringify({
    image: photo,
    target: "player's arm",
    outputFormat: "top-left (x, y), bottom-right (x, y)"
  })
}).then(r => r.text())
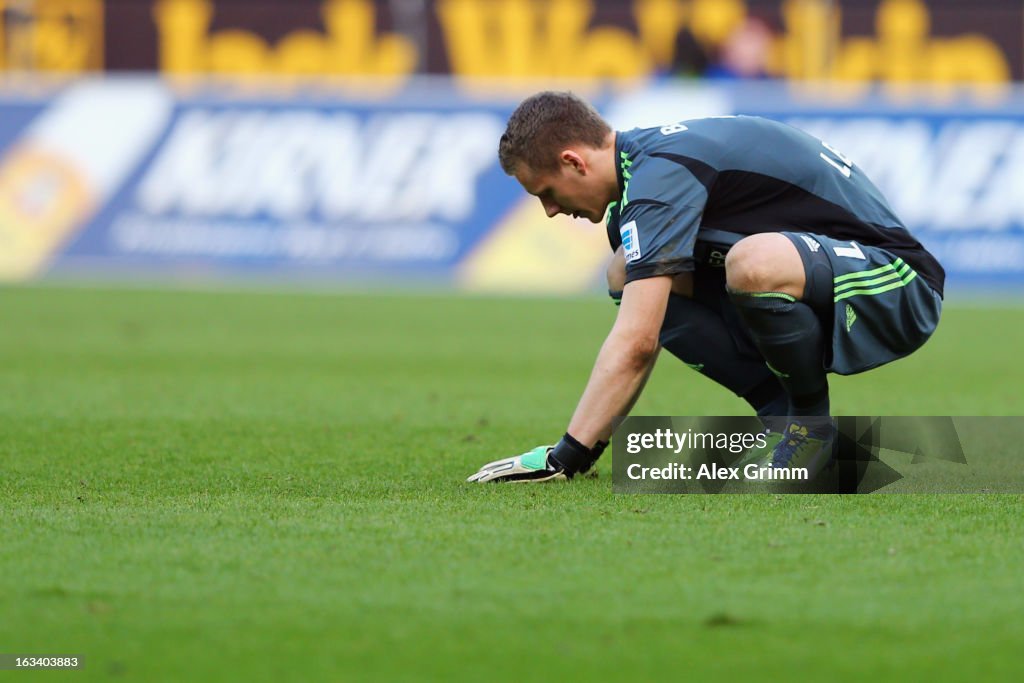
top-left (607, 246), bottom-right (626, 304)
top-left (564, 275), bottom-right (671, 448)
top-left (468, 153), bottom-right (706, 482)
top-left (468, 275), bottom-right (671, 483)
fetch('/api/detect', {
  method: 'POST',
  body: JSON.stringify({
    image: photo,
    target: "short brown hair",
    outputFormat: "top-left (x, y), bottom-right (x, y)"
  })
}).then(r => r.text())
top-left (498, 91), bottom-right (612, 175)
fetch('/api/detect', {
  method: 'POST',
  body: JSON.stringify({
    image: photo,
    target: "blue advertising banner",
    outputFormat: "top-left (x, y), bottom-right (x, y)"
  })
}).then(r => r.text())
top-left (1, 78), bottom-right (1023, 293)
top-left (0, 78), bottom-right (615, 292)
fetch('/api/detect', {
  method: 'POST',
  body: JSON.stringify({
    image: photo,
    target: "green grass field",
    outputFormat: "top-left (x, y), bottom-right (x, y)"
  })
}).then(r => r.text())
top-left (1, 286), bottom-right (1022, 682)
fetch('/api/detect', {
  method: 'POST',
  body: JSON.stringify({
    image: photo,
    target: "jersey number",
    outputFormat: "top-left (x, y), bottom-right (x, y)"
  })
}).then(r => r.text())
top-left (660, 122), bottom-right (689, 135)
top-left (820, 141), bottom-right (852, 178)
top-left (833, 241), bottom-right (866, 260)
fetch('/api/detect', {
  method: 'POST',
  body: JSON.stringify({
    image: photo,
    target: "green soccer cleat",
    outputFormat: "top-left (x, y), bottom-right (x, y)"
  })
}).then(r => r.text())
top-left (736, 428), bottom-right (784, 468)
top-left (769, 420), bottom-right (836, 476)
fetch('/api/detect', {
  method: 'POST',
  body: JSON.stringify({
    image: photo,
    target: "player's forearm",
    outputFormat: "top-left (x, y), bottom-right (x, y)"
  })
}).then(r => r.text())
top-left (619, 346), bottom-right (659, 422)
top-left (566, 329), bottom-right (660, 447)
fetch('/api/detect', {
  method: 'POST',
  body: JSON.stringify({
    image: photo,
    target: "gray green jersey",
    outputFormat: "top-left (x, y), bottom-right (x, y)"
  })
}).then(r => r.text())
top-left (606, 116), bottom-right (945, 296)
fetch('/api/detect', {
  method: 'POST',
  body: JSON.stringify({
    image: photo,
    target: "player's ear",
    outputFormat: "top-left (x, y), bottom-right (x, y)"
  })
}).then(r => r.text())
top-left (559, 149), bottom-right (586, 174)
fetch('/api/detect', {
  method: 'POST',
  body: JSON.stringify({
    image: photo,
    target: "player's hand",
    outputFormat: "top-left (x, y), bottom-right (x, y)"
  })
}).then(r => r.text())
top-left (466, 435), bottom-right (608, 483)
top-left (466, 446), bottom-right (567, 483)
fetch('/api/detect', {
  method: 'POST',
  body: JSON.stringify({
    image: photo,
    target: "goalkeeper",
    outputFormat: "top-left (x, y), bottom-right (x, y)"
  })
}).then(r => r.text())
top-left (468, 92), bottom-right (943, 483)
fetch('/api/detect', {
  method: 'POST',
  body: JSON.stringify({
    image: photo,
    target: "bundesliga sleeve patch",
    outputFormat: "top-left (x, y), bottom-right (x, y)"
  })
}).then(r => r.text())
top-left (621, 221), bottom-right (641, 263)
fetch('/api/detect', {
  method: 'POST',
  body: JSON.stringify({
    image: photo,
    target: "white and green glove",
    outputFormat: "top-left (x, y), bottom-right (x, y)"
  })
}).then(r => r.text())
top-left (466, 435), bottom-right (607, 483)
top-left (466, 446), bottom-right (564, 483)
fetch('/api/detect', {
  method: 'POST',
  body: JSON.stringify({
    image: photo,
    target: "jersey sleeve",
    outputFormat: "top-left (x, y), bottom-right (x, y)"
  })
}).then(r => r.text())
top-left (618, 156), bottom-right (708, 284)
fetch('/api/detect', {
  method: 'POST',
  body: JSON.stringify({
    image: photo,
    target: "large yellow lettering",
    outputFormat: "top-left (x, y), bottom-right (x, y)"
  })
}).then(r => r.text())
top-left (322, 0), bottom-right (417, 76)
top-left (633, 0), bottom-right (686, 68)
top-left (777, 0), bottom-right (840, 81)
top-left (437, 0), bottom-right (651, 82)
top-left (781, 0), bottom-right (1010, 91)
top-left (688, 0), bottom-right (746, 48)
top-left (152, 0), bottom-right (415, 79)
top-left (0, 0), bottom-right (103, 72)
top-left (153, 0), bottom-right (215, 74)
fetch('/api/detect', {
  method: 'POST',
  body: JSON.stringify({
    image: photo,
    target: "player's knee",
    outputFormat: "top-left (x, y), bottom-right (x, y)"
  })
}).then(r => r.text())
top-left (726, 235), bottom-right (775, 292)
top-left (725, 234), bottom-right (799, 293)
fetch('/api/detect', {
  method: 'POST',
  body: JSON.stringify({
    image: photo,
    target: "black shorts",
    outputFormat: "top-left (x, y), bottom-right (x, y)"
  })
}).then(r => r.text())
top-left (782, 231), bottom-right (943, 375)
top-left (686, 228), bottom-right (942, 376)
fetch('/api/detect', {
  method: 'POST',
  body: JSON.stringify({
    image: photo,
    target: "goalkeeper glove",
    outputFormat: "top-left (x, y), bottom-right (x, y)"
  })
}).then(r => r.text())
top-left (466, 434), bottom-right (607, 483)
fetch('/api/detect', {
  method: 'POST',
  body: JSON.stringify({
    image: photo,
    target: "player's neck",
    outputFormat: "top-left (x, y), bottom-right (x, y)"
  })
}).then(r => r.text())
top-left (596, 131), bottom-right (619, 204)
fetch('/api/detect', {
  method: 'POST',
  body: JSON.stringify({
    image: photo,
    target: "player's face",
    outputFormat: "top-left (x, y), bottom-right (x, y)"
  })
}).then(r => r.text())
top-left (514, 160), bottom-right (607, 223)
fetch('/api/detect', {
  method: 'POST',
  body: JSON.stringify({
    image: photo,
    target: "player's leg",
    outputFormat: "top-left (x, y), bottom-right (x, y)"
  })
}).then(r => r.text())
top-left (725, 233), bottom-right (835, 473)
top-left (659, 291), bottom-right (789, 418)
top-left (607, 252), bottom-right (787, 418)
top-left (724, 233), bottom-right (832, 418)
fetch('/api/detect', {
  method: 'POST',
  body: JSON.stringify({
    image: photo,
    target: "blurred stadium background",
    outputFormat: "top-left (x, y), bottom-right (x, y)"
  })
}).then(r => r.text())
top-left (1, 0), bottom-right (1023, 294)
top-left (3, 2), bottom-right (1024, 682)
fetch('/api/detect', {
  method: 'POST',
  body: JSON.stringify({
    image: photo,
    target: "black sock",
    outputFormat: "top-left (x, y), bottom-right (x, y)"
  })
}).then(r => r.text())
top-left (660, 293), bottom-right (788, 415)
top-left (727, 291), bottom-right (831, 417)
top-left (743, 376), bottom-right (790, 423)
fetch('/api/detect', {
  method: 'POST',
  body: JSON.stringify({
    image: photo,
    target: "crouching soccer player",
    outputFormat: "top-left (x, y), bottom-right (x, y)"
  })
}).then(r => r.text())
top-left (467, 91), bottom-right (944, 483)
